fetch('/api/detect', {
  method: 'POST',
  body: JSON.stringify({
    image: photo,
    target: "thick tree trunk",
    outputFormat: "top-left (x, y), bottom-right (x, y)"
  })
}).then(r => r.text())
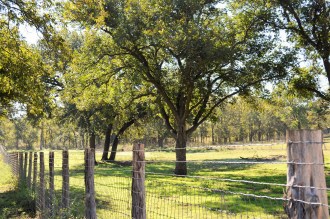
top-left (68, 134), bottom-right (71, 149)
top-left (109, 119), bottom-right (136, 161)
top-left (297, 121), bottom-right (302, 129)
top-left (258, 131), bottom-right (262, 141)
top-left (16, 136), bottom-right (19, 150)
top-left (323, 58), bottom-right (330, 86)
top-left (40, 123), bottom-right (44, 150)
top-left (80, 129), bottom-right (85, 149)
top-left (174, 122), bottom-right (187, 175)
top-left (249, 128), bottom-right (254, 142)
top-left (157, 134), bottom-right (165, 148)
top-left (73, 131), bottom-right (77, 149)
top-left (101, 124), bottom-right (112, 161)
top-left (89, 132), bottom-right (97, 165)
top-left (211, 125), bottom-right (215, 145)
top-left (109, 135), bottom-right (119, 161)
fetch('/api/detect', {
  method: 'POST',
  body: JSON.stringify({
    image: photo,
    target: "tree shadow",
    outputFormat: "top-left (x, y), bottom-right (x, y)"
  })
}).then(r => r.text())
top-left (0, 186), bottom-right (36, 218)
top-left (140, 157), bottom-right (288, 217)
top-left (143, 172), bottom-right (288, 217)
top-left (42, 151), bottom-right (328, 218)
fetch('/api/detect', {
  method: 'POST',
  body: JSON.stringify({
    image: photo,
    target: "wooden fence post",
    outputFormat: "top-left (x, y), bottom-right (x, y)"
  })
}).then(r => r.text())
top-left (62, 150), bottom-right (69, 212)
top-left (14, 152), bottom-right (19, 176)
top-left (19, 152), bottom-right (23, 182)
top-left (23, 152), bottom-right (28, 182)
top-left (33, 152), bottom-right (38, 192)
top-left (49, 152), bottom-right (54, 217)
top-left (132, 143), bottom-right (146, 219)
top-left (27, 152), bottom-right (32, 188)
top-left (85, 148), bottom-right (96, 219)
top-left (39, 152), bottom-right (45, 216)
top-left (285, 130), bottom-right (329, 219)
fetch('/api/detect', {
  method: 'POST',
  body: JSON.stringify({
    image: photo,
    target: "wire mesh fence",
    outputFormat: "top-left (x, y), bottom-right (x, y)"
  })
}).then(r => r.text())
top-left (0, 129), bottom-right (329, 218)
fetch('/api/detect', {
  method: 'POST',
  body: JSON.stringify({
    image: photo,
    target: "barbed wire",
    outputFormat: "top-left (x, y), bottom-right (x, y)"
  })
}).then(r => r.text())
top-left (145, 179), bottom-right (330, 208)
top-left (142, 171), bottom-right (330, 191)
top-left (134, 159), bottom-right (328, 165)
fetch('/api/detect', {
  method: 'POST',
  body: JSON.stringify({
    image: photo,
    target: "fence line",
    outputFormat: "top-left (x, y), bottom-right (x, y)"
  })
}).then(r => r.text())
top-left (0, 130), bottom-right (329, 218)
top-left (147, 181), bottom-right (330, 207)
top-left (135, 160), bottom-right (327, 165)
top-left (142, 171), bottom-right (330, 191)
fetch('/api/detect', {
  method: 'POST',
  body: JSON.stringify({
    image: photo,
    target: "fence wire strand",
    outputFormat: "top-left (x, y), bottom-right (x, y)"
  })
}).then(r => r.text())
top-left (1, 140), bottom-right (330, 218)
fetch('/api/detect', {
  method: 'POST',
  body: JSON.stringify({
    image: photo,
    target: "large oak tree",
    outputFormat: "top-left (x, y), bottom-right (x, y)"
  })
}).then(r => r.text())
top-left (66, 0), bottom-right (294, 175)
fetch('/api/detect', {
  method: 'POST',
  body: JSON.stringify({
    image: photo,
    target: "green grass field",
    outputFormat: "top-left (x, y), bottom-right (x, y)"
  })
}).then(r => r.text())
top-left (1, 142), bottom-right (330, 218)
top-left (0, 156), bottom-right (36, 218)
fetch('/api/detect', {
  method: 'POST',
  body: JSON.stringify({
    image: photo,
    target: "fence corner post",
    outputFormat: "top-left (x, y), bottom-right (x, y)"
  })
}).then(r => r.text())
top-left (285, 129), bottom-right (329, 218)
top-left (132, 143), bottom-right (146, 219)
top-left (85, 148), bottom-right (96, 219)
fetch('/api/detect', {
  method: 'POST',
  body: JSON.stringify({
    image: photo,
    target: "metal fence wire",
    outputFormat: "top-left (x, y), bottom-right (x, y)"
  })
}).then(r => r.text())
top-left (0, 139), bottom-right (329, 218)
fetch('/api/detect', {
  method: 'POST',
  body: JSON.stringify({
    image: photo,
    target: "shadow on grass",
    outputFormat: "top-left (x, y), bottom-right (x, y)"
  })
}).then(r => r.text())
top-left (144, 173), bottom-right (288, 217)
top-left (46, 152), bottom-right (327, 218)
top-left (0, 184), bottom-right (36, 218)
top-left (141, 157), bottom-right (288, 217)
top-left (143, 158), bottom-right (260, 176)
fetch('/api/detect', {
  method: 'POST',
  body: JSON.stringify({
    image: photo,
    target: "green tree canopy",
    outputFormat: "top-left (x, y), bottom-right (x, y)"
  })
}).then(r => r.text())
top-left (0, 25), bottom-right (51, 116)
top-left (0, 0), bottom-right (67, 118)
top-left (64, 0), bottom-right (295, 175)
top-left (241, 0), bottom-right (330, 100)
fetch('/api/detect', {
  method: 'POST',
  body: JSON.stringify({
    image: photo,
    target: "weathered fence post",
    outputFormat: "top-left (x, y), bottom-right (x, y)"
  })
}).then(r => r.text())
top-left (132, 143), bottom-right (146, 219)
top-left (62, 150), bottom-right (69, 213)
top-left (19, 152), bottom-right (23, 182)
top-left (33, 152), bottom-right (38, 191)
top-left (39, 152), bottom-right (45, 217)
top-left (14, 152), bottom-right (19, 176)
top-left (23, 152), bottom-right (28, 183)
top-left (49, 152), bottom-right (54, 217)
top-left (85, 148), bottom-right (96, 219)
top-left (285, 130), bottom-right (329, 219)
top-left (27, 152), bottom-right (32, 188)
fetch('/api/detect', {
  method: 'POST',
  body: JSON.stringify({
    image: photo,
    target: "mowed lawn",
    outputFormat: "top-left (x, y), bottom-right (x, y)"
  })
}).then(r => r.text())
top-left (1, 142), bottom-right (330, 218)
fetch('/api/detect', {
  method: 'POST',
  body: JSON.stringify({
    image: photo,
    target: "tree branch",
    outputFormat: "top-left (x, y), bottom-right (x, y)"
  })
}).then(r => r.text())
top-left (279, 0), bottom-right (317, 48)
top-left (156, 97), bottom-right (177, 137)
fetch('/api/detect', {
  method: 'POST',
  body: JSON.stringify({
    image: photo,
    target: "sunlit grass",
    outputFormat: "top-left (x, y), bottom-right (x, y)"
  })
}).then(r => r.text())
top-left (0, 155), bottom-right (15, 192)
top-left (3, 142), bottom-right (330, 218)
top-left (0, 155), bottom-right (35, 218)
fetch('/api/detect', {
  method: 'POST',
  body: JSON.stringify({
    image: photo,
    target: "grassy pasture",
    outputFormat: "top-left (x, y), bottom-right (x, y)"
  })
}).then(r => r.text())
top-left (1, 141), bottom-right (330, 218)
top-left (0, 156), bottom-right (35, 218)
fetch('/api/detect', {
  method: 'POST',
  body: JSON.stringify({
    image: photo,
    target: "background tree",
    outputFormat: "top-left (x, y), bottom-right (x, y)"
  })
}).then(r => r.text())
top-left (241, 0), bottom-right (330, 100)
top-left (275, 0), bottom-right (330, 99)
top-left (62, 30), bottom-right (151, 161)
top-left (0, 0), bottom-right (65, 115)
